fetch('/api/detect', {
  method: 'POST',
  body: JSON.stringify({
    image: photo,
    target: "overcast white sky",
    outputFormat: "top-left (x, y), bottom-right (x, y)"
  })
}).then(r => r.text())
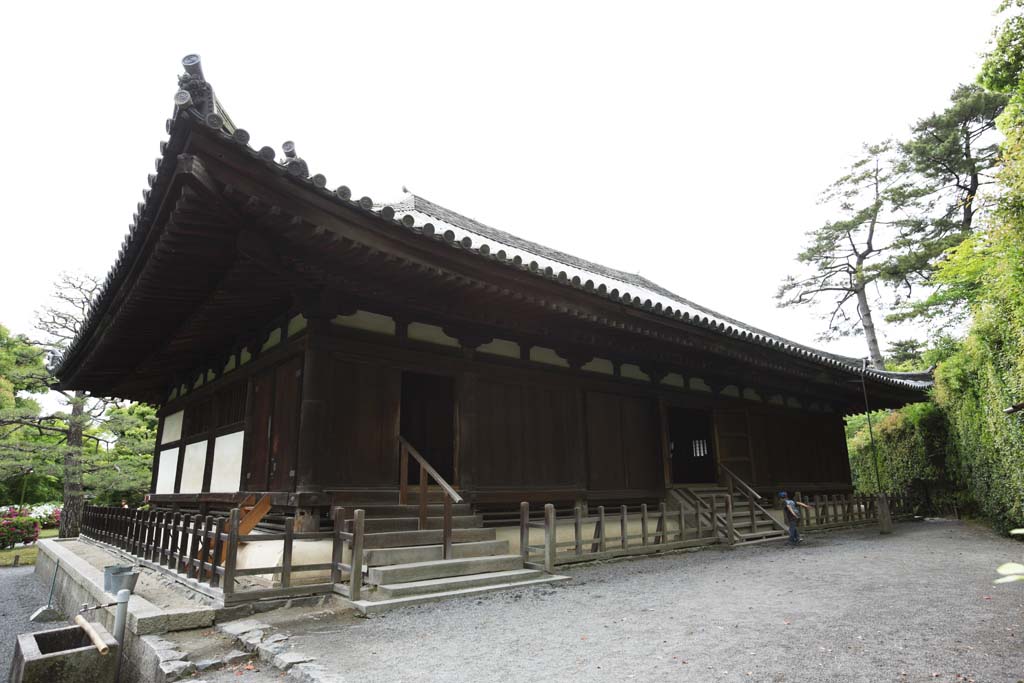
top-left (0, 1), bottom-right (1003, 362)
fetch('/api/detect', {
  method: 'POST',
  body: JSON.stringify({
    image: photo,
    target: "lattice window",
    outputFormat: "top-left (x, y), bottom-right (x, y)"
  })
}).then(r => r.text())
top-left (692, 439), bottom-right (709, 458)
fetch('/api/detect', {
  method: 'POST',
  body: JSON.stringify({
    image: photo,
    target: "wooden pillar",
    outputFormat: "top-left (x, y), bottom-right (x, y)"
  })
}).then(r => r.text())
top-left (456, 372), bottom-right (478, 498)
top-left (295, 316), bottom-right (330, 494)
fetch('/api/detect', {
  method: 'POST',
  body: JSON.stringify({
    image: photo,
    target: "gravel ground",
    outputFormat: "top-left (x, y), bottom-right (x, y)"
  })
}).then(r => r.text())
top-left (0, 566), bottom-right (58, 667)
top-left (264, 520), bottom-right (1022, 683)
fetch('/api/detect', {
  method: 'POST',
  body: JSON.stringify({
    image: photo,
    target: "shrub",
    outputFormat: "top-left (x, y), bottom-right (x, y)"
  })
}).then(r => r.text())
top-left (2, 503), bottom-right (62, 529)
top-left (0, 516), bottom-right (40, 549)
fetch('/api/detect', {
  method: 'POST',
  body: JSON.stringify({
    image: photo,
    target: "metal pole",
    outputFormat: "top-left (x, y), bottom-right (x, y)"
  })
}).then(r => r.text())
top-left (861, 359), bottom-right (893, 534)
top-left (113, 588), bottom-right (130, 682)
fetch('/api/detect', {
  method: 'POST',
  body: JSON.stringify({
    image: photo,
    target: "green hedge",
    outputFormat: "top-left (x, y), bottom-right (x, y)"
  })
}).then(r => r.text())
top-left (847, 402), bottom-right (957, 514)
top-left (932, 311), bottom-right (1024, 533)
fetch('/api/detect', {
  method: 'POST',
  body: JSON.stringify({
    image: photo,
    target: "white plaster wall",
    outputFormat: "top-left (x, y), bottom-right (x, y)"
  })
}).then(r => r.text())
top-left (210, 431), bottom-right (245, 493)
top-left (743, 388), bottom-right (762, 402)
top-left (662, 372), bottom-right (686, 388)
top-left (287, 314), bottom-right (308, 337)
top-left (620, 364), bottom-right (650, 381)
top-left (477, 338), bottom-right (519, 359)
top-left (161, 411), bottom-right (183, 445)
top-left (529, 347), bottom-right (569, 368)
top-left (155, 448), bottom-right (179, 494)
top-left (721, 385), bottom-right (740, 398)
top-left (408, 322), bottom-right (459, 347)
top-left (179, 441), bottom-right (208, 494)
top-left (690, 377), bottom-right (712, 392)
top-left (261, 329), bottom-right (282, 352)
top-left (582, 358), bottom-right (614, 375)
top-left (333, 310), bottom-right (396, 335)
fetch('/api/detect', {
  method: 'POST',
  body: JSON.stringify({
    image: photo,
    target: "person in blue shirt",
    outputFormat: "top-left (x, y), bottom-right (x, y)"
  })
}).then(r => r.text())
top-left (779, 491), bottom-right (812, 545)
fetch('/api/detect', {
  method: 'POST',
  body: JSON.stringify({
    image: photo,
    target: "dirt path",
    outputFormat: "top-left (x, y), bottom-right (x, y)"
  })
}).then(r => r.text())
top-left (263, 520), bottom-right (1023, 683)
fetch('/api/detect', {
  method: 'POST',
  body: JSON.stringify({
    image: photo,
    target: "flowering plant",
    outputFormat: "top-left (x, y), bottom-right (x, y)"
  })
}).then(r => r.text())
top-left (0, 517), bottom-right (40, 549)
top-left (2, 503), bottom-right (62, 528)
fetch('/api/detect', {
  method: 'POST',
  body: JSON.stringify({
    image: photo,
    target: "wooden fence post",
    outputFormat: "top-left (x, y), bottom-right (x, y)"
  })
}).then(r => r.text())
top-left (350, 509), bottom-right (365, 601)
top-left (574, 505), bottom-right (583, 556)
top-left (725, 494), bottom-right (735, 544)
top-left (331, 507), bottom-right (345, 585)
top-left (657, 502), bottom-right (667, 544)
top-left (519, 502), bottom-right (530, 563)
top-left (597, 506), bottom-right (606, 553)
top-left (418, 465), bottom-right (428, 530)
top-left (442, 496), bottom-right (453, 560)
top-left (210, 517), bottom-right (224, 588)
top-left (696, 497), bottom-right (704, 538)
top-left (620, 505), bottom-right (629, 550)
top-left (641, 504), bottom-right (650, 546)
top-left (281, 517), bottom-right (294, 589)
top-left (223, 508), bottom-right (240, 598)
top-left (711, 495), bottom-right (720, 540)
top-left (544, 504), bottom-right (556, 572)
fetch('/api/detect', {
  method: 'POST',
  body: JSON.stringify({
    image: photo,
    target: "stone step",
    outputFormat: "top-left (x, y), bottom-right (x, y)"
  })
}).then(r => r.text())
top-left (352, 575), bottom-right (572, 615)
top-left (375, 568), bottom-right (544, 599)
top-left (423, 515), bottom-right (483, 530)
top-left (347, 503), bottom-right (474, 517)
top-left (363, 539), bottom-right (510, 567)
top-left (368, 554), bottom-right (522, 585)
top-left (362, 527), bottom-right (495, 549)
top-left (355, 515), bottom-right (483, 533)
top-left (738, 530), bottom-right (789, 541)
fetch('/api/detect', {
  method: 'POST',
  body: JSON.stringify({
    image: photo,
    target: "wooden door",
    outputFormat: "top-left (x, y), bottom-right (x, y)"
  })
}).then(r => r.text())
top-left (400, 371), bottom-right (456, 484)
top-left (246, 367), bottom-right (275, 491)
top-left (667, 406), bottom-right (717, 484)
top-left (268, 355), bottom-right (304, 491)
top-left (713, 408), bottom-right (754, 482)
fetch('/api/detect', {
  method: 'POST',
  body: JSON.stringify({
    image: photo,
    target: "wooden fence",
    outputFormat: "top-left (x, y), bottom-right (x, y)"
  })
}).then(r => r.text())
top-left (520, 502), bottom-right (718, 570)
top-left (791, 491), bottom-right (911, 530)
top-left (522, 492), bottom-right (912, 569)
top-left (79, 505), bottom-right (369, 604)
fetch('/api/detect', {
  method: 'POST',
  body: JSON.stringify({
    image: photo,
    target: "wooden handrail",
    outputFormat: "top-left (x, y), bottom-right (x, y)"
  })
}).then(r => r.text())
top-left (398, 436), bottom-right (463, 503)
top-left (719, 464), bottom-right (762, 501)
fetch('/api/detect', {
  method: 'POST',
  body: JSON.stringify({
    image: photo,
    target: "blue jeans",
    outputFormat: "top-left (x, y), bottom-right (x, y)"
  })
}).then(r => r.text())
top-left (788, 520), bottom-right (800, 543)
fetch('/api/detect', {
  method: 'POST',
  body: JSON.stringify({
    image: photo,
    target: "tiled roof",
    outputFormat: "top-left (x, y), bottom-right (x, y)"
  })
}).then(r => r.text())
top-left (55, 56), bottom-right (932, 395)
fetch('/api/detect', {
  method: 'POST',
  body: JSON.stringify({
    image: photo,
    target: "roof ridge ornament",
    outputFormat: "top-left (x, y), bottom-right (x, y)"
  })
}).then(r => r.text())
top-left (281, 140), bottom-right (310, 178)
top-left (173, 54), bottom-right (233, 132)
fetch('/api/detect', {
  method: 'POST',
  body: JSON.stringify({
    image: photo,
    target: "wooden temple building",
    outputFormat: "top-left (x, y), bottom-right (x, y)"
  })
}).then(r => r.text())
top-left (60, 57), bottom-right (928, 604)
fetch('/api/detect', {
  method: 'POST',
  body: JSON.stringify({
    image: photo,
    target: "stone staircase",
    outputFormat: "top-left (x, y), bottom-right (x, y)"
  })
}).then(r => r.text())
top-left (335, 498), bottom-right (566, 613)
top-left (669, 485), bottom-right (788, 544)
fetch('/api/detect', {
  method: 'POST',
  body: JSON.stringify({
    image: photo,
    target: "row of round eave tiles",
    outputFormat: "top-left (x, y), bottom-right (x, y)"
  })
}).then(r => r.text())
top-left (197, 113), bottom-right (906, 389)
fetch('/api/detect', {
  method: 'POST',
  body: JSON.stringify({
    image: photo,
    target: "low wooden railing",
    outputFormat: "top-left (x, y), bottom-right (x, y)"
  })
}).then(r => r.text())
top-left (520, 501), bottom-right (718, 570)
top-left (721, 465), bottom-right (788, 541)
top-left (79, 504), bottom-right (369, 603)
top-left (791, 491), bottom-right (910, 529)
top-left (399, 435), bottom-right (462, 559)
top-left (670, 488), bottom-right (728, 541)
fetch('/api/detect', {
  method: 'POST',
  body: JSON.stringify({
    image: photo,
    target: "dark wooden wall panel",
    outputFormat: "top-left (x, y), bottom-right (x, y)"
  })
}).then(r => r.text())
top-left (245, 367), bottom-right (275, 491)
top-left (326, 356), bottom-right (400, 487)
top-left (474, 379), bottom-right (525, 486)
top-left (585, 391), bottom-right (624, 490)
top-left (742, 409), bottom-right (852, 486)
top-left (269, 355), bottom-right (304, 490)
top-left (585, 392), bottom-right (660, 491)
top-left (472, 379), bottom-right (579, 488)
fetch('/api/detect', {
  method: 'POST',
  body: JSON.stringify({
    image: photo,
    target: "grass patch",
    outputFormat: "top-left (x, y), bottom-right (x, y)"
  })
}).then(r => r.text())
top-left (0, 528), bottom-right (59, 567)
